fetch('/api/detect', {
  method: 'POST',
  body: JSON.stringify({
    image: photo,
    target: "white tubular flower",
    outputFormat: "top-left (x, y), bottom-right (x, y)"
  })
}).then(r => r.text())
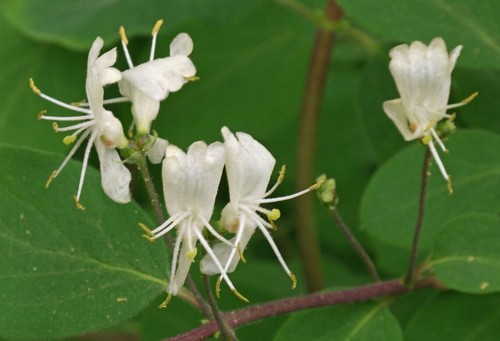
top-left (200, 127), bottom-right (324, 290)
top-left (117, 20), bottom-right (197, 134)
top-left (383, 37), bottom-right (476, 190)
top-left (144, 141), bottom-right (246, 307)
top-left (30, 37), bottom-right (131, 208)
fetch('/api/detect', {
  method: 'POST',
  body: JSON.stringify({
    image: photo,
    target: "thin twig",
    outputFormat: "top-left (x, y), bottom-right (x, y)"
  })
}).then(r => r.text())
top-left (135, 156), bottom-right (212, 317)
top-left (202, 275), bottom-right (238, 341)
top-left (166, 277), bottom-right (437, 341)
top-left (295, 0), bottom-right (344, 293)
top-left (404, 147), bottom-right (432, 286)
top-left (330, 208), bottom-right (380, 282)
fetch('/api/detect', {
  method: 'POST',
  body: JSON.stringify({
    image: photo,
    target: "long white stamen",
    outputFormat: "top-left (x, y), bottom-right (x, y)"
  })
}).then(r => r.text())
top-left (119, 26), bottom-right (134, 69)
top-left (102, 97), bottom-right (130, 105)
top-left (445, 92), bottom-right (478, 109)
top-left (150, 20), bottom-right (163, 61)
top-left (38, 93), bottom-right (93, 114)
top-left (199, 216), bottom-right (235, 247)
top-left (75, 130), bottom-right (98, 201)
top-left (223, 214), bottom-right (246, 273)
top-left (428, 141), bottom-right (449, 181)
top-left (241, 205), bottom-right (273, 229)
top-left (252, 213), bottom-right (293, 276)
top-left (258, 186), bottom-right (315, 204)
top-left (40, 114), bottom-right (93, 121)
top-left (168, 228), bottom-right (185, 295)
top-left (53, 129), bottom-right (92, 178)
top-left (430, 128), bottom-right (447, 152)
top-left (54, 120), bottom-right (94, 132)
top-left (151, 211), bottom-right (190, 237)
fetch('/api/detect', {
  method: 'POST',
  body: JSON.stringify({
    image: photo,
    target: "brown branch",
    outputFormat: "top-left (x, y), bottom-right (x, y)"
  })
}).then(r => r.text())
top-left (166, 277), bottom-right (436, 341)
top-left (295, 0), bottom-right (344, 292)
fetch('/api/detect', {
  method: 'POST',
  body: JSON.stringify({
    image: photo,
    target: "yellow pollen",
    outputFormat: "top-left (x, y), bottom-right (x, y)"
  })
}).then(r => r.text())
top-left (187, 248), bottom-right (197, 261)
top-left (462, 91), bottom-right (478, 105)
top-left (421, 134), bottom-right (432, 145)
top-left (63, 135), bottom-right (76, 145)
top-left (152, 19), bottom-right (164, 34)
top-left (215, 277), bottom-right (222, 298)
top-left (73, 196), bottom-right (85, 210)
top-left (232, 289), bottom-right (249, 303)
top-left (37, 110), bottom-right (46, 120)
top-left (52, 122), bottom-right (59, 132)
top-left (447, 176), bottom-right (453, 195)
top-left (119, 26), bottom-right (128, 44)
top-left (139, 223), bottom-right (154, 237)
top-left (278, 165), bottom-right (286, 184)
top-left (311, 174), bottom-right (326, 190)
top-left (290, 272), bottom-right (297, 289)
top-left (185, 76), bottom-right (200, 82)
top-left (159, 293), bottom-right (172, 308)
top-left (29, 78), bottom-right (41, 95)
top-left (268, 208), bottom-right (281, 221)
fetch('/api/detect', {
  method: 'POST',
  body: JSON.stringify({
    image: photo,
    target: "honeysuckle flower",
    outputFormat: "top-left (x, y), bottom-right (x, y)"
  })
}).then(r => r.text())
top-left (146, 136), bottom-right (169, 164)
top-left (30, 37), bottom-right (131, 208)
top-left (200, 127), bottom-right (324, 290)
top-left (383, 37), bottom-right (476, 191)
top-left (117, 20), bottom-right (197, 134)
top-left (142, 141), bottom-right (246, 307)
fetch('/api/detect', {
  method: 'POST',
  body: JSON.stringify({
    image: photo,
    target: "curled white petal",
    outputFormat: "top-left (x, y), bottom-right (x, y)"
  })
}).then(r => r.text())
top-left (147, 137), bottom-right (169, 164)
top-left (170, 33), bottom-right (194, 56)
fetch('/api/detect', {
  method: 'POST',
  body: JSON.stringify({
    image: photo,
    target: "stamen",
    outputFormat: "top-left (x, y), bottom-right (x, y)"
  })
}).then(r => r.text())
top-left (39, 114), bottom-right (94, 122)
top-left (73, 196), bottom-right (85, 210)
top-left (168, 228), bottom-right (185, 296)
top-left (221, 215), bottom-right (246, 277)
top-left (258, 175), bottom-right (325, 204)
top-left (289, 272), bottom-right (297, 289)
top-left (45, 170), bottom-right (57, 188)
top-left (37, 110), bottom-right (46, 120)
top-left (74, 130), bottom-right (98, 204)
top-left (447, 175), bottom-right (453, 195)
top-left (55, 120), bottom-right (94, 133)
top-left (30, 79), bottom-right (93, 114)
top-left (195, 229), bottom-right (248, 302)
top-left (62, 124), bottom-right (93, 145)
top-left (119, 26), bottom-right (134, 69)
top-left (52, 122), bottom-right (58, 132)
top-left (150, 19), bottom-right (164, 61)
top-left (151, 211), bottom-right (190, 239)
top-left (199, 216), bottom-right (235, 247)
top-left (428, 140), bottom-right (450, 182)
top-left (262, 165), bottom-right (286, 197)
top-left (430, 128), bottom-right (447, 152)
top-left (102, 97), bottom-right (130, 105)
top-left (445, 92), bottom-right (478, 109)
top-left (187, 248), bottom-right (197, 261)
top-left (139, 223), bottom-right (154, 237)
top-left (159, 293), bottom-right (172, 309)
top-left (29, 78), bottom-right (41, 95)
top-left (185, 76), bottom-right (200, 82)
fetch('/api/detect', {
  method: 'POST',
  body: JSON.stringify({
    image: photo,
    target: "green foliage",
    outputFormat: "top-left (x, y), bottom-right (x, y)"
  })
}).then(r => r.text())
top-left (274, 301), bottom-right (403, 341)
top-left (0, 146), bottom-right (168, 340)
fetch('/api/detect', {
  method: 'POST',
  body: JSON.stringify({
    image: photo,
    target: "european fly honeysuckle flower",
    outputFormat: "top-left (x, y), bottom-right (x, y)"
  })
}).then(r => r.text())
top-left (117, 20), bottom-right (197, 134)
top-left (30, 37), bottom-right (131, 208)
top-left (142, 141), bottom-right (247, 307)
top-left (200, 127), bottom-right (325, 291)
top-left (383, 37), bottom-right (477, 192)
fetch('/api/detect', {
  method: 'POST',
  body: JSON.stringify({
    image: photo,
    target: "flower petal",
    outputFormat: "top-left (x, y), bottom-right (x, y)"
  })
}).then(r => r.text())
top-left (95, 139), bottom-right (132, 203)
top-left (147, 137), bottom-right (168, 164)
top-left (170, 33), bottom-right (193, 56)
top-left (383, 99), bottom-right (422, 141)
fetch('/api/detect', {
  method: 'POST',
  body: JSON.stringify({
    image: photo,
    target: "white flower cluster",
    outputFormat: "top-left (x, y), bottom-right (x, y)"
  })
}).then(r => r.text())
top-left (31, 20), bottom-right (323, 304)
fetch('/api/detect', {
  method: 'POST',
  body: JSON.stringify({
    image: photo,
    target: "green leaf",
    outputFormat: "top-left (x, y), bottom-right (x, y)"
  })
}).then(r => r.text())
top-left (0, 145), bottom-right (168, 340)
top-left (404, 292), bottom-right (500, 341)
top-left (360, 130), bottom-right (500, 274)
top-left (428, 214), bottom-right (500, 293)
top-left (337, 0), bottom-right (500, 70)
top-left (1, 0), bottom-right (263, 50)
top-left (274, 301), bottom-right (403, 341)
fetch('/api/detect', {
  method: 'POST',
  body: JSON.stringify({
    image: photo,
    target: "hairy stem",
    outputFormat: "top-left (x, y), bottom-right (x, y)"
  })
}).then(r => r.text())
top-left (404, 147), bottom-right (432, 286)
top-left (330, 208), bottom-right (380, 282)
top-left (167, 277), bottom-right (436, 341)
top-left (135, 156), bottom-right (212, 317)
top-left (202, 275), bottom-right (237, 341)
top-left (295, 0), bottom-right (343, 292)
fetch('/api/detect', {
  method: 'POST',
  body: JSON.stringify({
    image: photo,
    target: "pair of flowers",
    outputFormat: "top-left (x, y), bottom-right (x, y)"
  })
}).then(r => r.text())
top-left (144, 126), bottom-right (323, 304)
top-left (30, 21), bottom-right (194, 207)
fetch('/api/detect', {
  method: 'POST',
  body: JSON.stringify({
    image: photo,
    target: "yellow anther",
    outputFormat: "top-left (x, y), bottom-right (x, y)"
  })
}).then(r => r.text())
top-left (119, 26), bottom-right (128, 44)
top-left (310, 174), bottom-right (326, 190)
top-left (237, 245), bottom-right (246, 263)
top-left (139, 223), bottom-right (154, 237)
top-left (447, 176), bottom-right (453, 195)
top-left (187, 248), bottom-right (197, 261)
top-left (159, 293), bottom-right (172, 308)
top-left (45, 170), bottom-right (57, 188)
top-left (448, 112), bottom-right (457, 122)
top-left (232, 289), bottom-right (249, 303)
top-left (290, 272), bottom-right (297, 289)
top-left (185, 76), bottom-right (200, 82)
top-left (37, 110), bottom-right (46, 120)
top-left (52, 122), bottom-right (59, 132)
top-left (462, 91), bottom-right (478, 105)
top-left (278, 165), bottom-right (286, 184)
top-left (73, 196), bottom-right (85, 210)
top-left (141, 234), bottom-right (155, 243)
top-left (29, 78), bottom-right (41, 95)
top-left (421, 134), bottom-right (432, 145)
top-left (268, 208), bottom-right (281, 221)
top-left (152, 19), bottom-right (164, 34)
top-left (63, 135), bottom-right (76, 145)
top-left (215, 277), bottom-right (222, 298)
top-left (70, 99), bottom-right (87, 107)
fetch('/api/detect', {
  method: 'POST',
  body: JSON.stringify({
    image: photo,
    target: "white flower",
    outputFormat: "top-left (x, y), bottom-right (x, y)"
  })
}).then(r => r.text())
top-left (30, 37), bottom-right (131, 208)
top-left (117, 20), bottom-right (197, 134)
top-left (383, 37), bottom-right (476, 188)
top-left (200, 127), bottom-right (324, 289)
top-left (144, 141), bottom-right (246, 306)
top-left (146, 136), bottom-right (169, 164)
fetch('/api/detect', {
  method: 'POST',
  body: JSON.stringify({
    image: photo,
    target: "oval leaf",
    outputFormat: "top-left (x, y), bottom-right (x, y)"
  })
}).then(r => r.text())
top-left (0, 145), bottom-right (168, 340)
top-left (428, 214), bottom-right (500, 293)
top-left (274, 302), bottom-right (403, 341)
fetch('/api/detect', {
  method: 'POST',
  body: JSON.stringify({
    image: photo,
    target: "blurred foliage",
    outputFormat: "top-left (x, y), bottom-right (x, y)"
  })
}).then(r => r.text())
top-left (0, 0), bottom-right (499, 339)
